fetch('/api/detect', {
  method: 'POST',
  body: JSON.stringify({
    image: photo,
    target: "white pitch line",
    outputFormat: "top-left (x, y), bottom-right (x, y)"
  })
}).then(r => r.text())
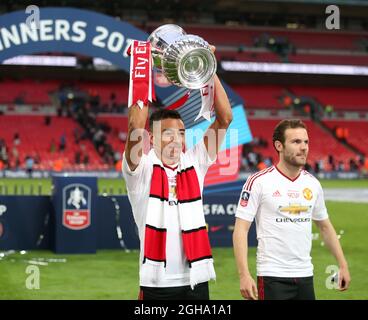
top-left (324, 189), bottom-right (368, 203)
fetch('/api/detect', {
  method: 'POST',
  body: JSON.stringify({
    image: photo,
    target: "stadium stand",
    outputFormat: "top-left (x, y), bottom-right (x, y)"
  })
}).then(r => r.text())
top-left (246, 118), bottom-right (359, 171)
top-left (323, 120), bottom-right (368, 156)
top-left (0, 115), bottom-right (103, 170)
top-left (182, 25), bottom-right (367, 51)
top-left (231, 85), bottom-right (284, 109)
top-left (95, 115), bottom-right (128, 155)
top-left (287, 53), bottom-right (368, 66)
top-left (78, 82), bottom-right (129, 106)
top-left (0, 7), bottom-right (367, 175)
top-left (170, 25), bottom-right (368, 66)
top-left (289, 86), bottom-right (368, 111)
top-left (0, 79), bottom-right (58, 105)
top-left (231, 85), bottom-right (368, 111)
top-left (0, 79), bottom-right (129, 108)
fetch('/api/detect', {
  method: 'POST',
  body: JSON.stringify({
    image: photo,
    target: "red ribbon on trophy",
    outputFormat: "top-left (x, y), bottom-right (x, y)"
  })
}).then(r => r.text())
top-left (128, 40), bottom-right (155, 109)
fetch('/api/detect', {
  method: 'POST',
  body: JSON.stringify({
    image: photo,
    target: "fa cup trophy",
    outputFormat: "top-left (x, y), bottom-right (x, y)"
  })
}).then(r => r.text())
top-left (148, 24), bottom-right (217, 90)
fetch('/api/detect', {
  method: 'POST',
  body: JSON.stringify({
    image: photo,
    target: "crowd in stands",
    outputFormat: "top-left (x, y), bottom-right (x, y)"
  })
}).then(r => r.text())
top-left (333, 126), bottom-right (350, 142)
top-left (279, 91), bottom-right (325, 121)
top-left (1, 121), bottom-right (367, 175)
top-left (0, 73), bottom-right (366, 175)
top-left (253, 33), bottom-right (296, 62)
top-left (56, 84), bottom-right (118, 167)
top-left (241, 136), bottom-right (273, 172)
top-left (0, 134), bottom-right (41, 174)
top-left (240, 135), bottom-right (368, 175)
top-left (55, 84), bottom-right (127, 116)
top-left (312, 154), bottom-right (366, 174)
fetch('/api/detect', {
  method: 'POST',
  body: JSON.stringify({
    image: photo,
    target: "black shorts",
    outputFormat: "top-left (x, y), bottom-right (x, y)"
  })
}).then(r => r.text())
top-left (138, 281), bottom-right (209, 300)
top-left (257, 276), bottom-right (315, 300)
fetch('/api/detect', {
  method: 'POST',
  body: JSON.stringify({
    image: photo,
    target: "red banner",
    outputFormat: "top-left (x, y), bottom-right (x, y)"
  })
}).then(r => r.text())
top-left (128, 40), bottom-right (155, 108)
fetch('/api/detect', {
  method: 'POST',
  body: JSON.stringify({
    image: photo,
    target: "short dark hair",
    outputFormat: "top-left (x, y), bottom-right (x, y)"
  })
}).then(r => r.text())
top-left (149, 109), bottom-right (183, 131)
top-left (272, 119), bottom-right (307, 150)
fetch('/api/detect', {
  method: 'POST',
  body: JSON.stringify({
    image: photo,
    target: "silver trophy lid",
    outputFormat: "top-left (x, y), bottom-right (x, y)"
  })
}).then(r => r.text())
top-left (148, 24), bottom-right (186, 53)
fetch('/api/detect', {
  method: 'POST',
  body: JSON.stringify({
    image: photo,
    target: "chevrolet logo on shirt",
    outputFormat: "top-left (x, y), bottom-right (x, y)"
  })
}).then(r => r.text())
top-left (278, 203), bottom-right (311, 215)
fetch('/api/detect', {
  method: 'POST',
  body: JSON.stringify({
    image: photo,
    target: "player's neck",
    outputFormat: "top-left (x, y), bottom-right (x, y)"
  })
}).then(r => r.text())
top-left (276, 161), bottom-right (302, 180)
top-left (162, 160), bottom-right (179, 168)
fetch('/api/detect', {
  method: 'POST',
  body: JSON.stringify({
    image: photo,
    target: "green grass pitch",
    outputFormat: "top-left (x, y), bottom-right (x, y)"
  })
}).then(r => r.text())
top-left (0, 201), bottom-right (367, 300)
top-left (0, 178), bottom-right (367, 195)
top-left (0, 178), bottom-right (127, 195)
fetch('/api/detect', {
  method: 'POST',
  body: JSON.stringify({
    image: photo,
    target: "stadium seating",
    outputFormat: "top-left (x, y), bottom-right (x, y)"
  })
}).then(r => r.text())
top-left (216, 49), bottom-right (368, 65)
top-left (323, 120), bottom-right (368, 156)
top-left (288, 53), bottom-right (368, 66)
top-left (231, 85), bottom-right (284, 109)
top-left (0, 79), bottom-right (129, 107)
top-left (247, 118), bottom-right (358, 170)
top-left (181, 25), bottom-right (368, 66)
top-left (0, 115), bottom-right (103, 170)
top-left (289, 86), bottom-right (368, 111)
top-left (184, 25), bottom-right (366, 50)
top-left (95, 115), bottom-right (128, 154)
top-left (0, 79), bottom-right (59, 104)
top-left (78, 82), bottom-right (129, 106)
top-left (232, 85), bottom-right (368, 111)
top-left (215, 51), bottom-right (281, 63)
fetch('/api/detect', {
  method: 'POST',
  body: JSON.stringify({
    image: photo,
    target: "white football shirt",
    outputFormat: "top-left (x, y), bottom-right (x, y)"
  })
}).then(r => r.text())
top-left (122, 140), bottom-right (215, 287)
top-left (236, 165), bottom-right (329, 277)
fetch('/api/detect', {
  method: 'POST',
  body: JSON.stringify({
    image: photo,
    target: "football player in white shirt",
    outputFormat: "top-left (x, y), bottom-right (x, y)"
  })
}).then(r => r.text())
top-left (233, 119), bottom-right (351, 300)
top-left (123, 72), bottom-right (232, 300)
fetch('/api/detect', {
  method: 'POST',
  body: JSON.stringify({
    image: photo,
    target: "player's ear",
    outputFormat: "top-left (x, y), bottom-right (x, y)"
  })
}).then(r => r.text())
top-left (274, 140), bottom-right (283, 152)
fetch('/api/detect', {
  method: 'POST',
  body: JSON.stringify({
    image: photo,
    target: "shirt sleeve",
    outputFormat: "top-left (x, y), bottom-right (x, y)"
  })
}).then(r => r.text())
top-left (122, 152), bottom-right (149, 195)
top-left (185, 139), bottom-right (217, 178)
top-left (235, 177), bottom-right (262, 222)
top-left (312, 182), bottom-right (329, 221)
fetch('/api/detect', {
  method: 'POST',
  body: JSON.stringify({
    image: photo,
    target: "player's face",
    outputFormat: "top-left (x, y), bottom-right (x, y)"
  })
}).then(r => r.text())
top-left (152, 118), bottom-right (185, 164)
top-left (280, 128), bottom-right (309, 167)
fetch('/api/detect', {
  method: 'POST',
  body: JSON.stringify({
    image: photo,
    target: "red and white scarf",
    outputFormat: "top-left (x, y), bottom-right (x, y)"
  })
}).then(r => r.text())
top-left (140, 150), bottom-right (216, 289)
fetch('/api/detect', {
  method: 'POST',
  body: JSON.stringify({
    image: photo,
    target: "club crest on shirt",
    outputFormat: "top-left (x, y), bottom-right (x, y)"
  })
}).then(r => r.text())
top-left (240, 191), bottom-right (250, 207)
top-left (303, 188), bottom-right (313, 200)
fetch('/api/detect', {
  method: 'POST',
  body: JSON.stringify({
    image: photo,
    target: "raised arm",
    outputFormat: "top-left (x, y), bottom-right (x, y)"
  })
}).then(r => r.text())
top-left (203, 74), bottom-right (233, 160)
top-left (125, 103), bottom-right (148, 171)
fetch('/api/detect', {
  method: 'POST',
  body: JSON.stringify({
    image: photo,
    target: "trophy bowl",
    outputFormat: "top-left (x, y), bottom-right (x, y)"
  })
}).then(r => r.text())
top-left (148, 24), bottom-right (217, 90)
